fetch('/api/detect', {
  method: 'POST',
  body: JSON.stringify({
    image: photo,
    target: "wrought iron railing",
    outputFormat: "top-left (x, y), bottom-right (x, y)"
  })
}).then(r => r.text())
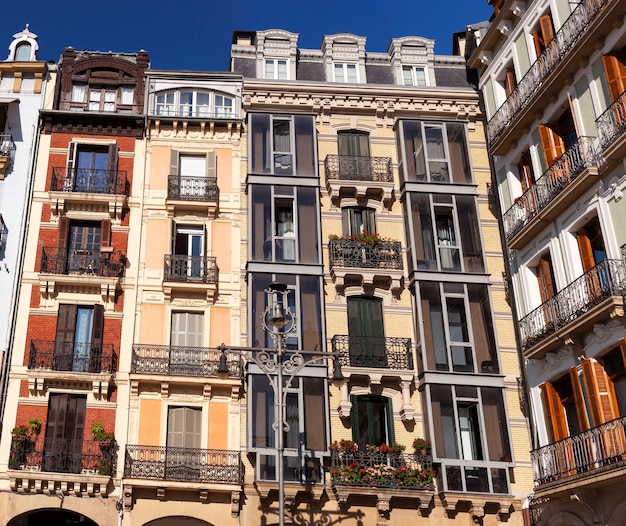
top-left (50, 166), bottom-right (129, 195)
top-left (29, 340), bottom-right (116, 374)
top-left (487, 0), bottom-right (607, 145)
top-left (9, 436), bottom-right (117, 475)
top-left (58, 102), bottom-right (144, 114)
top-left (330, 451), bottom-right (434, 489)
top-left (163, 254), bottom-right (217, 283)
top-left (124, 445), bottom-right (242, 484)
top-left (324, 154), bottom-right (393, 182)
top-left (151, 108), bottom-right (240, 119)
top-left (596, 89), bottom-right (626, 152)
top-left (0, 213), bottom-right (5, 248)
top-left (0, 133), bottom-right (14, 156)
top-left (520, 259), bottom-right (626, 350)
top-left (328, 239), bottom-right (403, 270)
top-left (332, 335), bottom-right (413, 370)
top-left (167, 175), bottom-right (218, 201)
top-left (40, 246), bottom-right (126, 278)
top-left (131, 344), bottom-right (242, 378)
top-left (532, 416), bottom-right (626, 486)
top-left (503, 137), bottom-right (599, 240)
top-left (621, 243), bottom-right (626, 263)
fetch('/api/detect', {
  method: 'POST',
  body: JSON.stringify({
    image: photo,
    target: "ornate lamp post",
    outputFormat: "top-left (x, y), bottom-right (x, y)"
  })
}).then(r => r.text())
top-left (218, 281), bottom-right (343, 526)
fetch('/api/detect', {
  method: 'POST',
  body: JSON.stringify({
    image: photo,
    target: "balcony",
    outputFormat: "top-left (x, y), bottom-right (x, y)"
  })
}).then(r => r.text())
top-left (324, 154), bottom-right (394, 204)
top-left (131, 344), bottom-right (242, 378)
top-left (503, 137), bottom-right (600, 248)
top-left (328, 239), bottom-right (403, 293)
top-left (124, 445), bottom-right (242, 485)
top-left (330, 450), bottom-right (434, 511)
top-left (519, 259), bottom-right (626, 358)
top-left (29, 340), bottom-right (116, 374)
top-left (596, 89), bottom-right (626, 164)
top-left (166, 175), bottom-right (219, 218)
top-left (532, 416), bottom-right (626, 488)
top-left (332, 335), bottom-right (413, 370)
top-left (8, 436), bottom-right (116, 496)
top-left (163, 254), bottom-right (218, 301)
top-left (486, 0), bottom-right (617, 153)
top-left (58, 101), bottom-right (143, 114)
top-left (0, 133), bottom-right (14, 179)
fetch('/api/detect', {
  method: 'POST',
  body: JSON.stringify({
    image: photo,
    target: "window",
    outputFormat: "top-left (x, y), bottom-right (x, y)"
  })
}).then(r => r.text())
top-left (251, 185), bottom-right (319, 264)
top-left (154, 91), bottom-right (235, 118)
top-left (65, 142), bottom-right (119, 194)
top-left (214, 95), bottom-right (233, 117)
top-left (172, 224), bottom-right (205, 279)
top-left (334, 63), bottom-right (358, 83)
top-left (15, 42), bottom-right (31, 61)
top-left (169, 312), bottom-right (204, 374)
top-left (250, 374), bottom-right (327, 483)
top-left (180, 91), bottom-right (210, 117)
top-left (169, 150), bottom-right (217, 200)
top-left (408, 193), bottom-right (484, 273)
top-left (536, 254), bottom-right (556, 304)
top-left (166, 406), bottom-right (202, 479)
top-left (43, 394), bottom-right (86, 473)
top-left (576, 217), bottom-right (606, 272)
top-left (531, 13), bottom-right (555, 58)
top-left (249, 113), bottom-right (316, 176)
top-left (264, 59), bottom-right (288, 80)
top-left (430, 385), bottom-right (512, 493)
top-left (398, 120), bottom-right (472, 184)
top-left (338, 131), bottom-right (370, 157)
top-left (539, 109), bottom-right (577, 170)
top-left (351, 395), bottom-right (394, 450)
top-left (502, 67), bottom-right (517, 97)
top-left (402, 66), bottom-right (427, 87)
top-left (602, 341), bottom-right (626, 415)
top-left (342, 207), bottom-right (375, 236)
top-left (602, 48), bottom-right (626, 102)
top-left (70, 85), bottom-right (134, 113)
top-left (419, 282), bottom-right (499, 374)
top-left (156, 92), bottom-right (175, 116)
top-left (54, 304), bottom-right (104, 373)
top-left (250, 273), bottom-right (323, 352)
top-left (347, 297), bottom-right (386, 367)
top-left (518, 150), bottom-right (535, 193)
top-left (56, 217), bottom-right (111, 275)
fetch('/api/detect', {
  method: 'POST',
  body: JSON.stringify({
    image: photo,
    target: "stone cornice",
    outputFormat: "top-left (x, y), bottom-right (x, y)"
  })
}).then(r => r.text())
top-left (0, 61), bottom-right (47, 75)
top-left (242, 80), bottom-right (481, 122)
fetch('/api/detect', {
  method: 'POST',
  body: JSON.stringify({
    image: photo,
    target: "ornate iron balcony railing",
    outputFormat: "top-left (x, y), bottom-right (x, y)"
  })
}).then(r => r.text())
top-left (487, 0), bottom-right (606, 145)
top-left (324, 154), bottom-right (393, 182)
top-left (596, 89), bottom-right (626, 152)
top-left (330, 451), bottom-right (434, 489)
top-left (503, 137), bottom-right (599, 240)
top-left (40, 246), bottom-right (126, 278)
top-left (0, 133), bottom-right (14, 156)
top-left (9, 436), bottom-right (117, 475)
top-left (167, 175), bottom-right (218, 201)
top-left (50, 167), bottom-right (129, 195)
top-left (131, 344), bottom-right (242, 378)
top-left (519, 259), bottom-right (626, 350)
top-left (532, 416), bottom-right (626, 486)
top-left (332, 335), bottom-right (413, 370)
top-left (163, 254), bottom-right (217, 283)
top-left (328, 239), bottom-right (403, 270)
top-left (124, 445), bottom-right (243, 484)
top-left (29, 340), bottom-right (116, 374)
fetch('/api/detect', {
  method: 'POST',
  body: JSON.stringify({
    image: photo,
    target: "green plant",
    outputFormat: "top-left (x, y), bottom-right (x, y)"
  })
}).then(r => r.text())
top-left (412, 437), bottom-right (431, 453)
top-left (97, 458), bottom-right (112, 476)
top-left (328, 439), bottom-right (358, 453)
top-left (91, 422), bottom-right (114, 441)
top-left (328, 231), bottom-right (395, 246)
top-left (365, 443), bottom-right (406, 455)
top-left (11, 425), bottom-right (29, 436)
top-left (28, 418), bottom-right (41, 435)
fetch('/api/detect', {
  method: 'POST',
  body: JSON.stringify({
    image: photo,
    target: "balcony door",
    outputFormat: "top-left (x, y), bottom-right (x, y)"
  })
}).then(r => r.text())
top-left (351, 395), bottom-right (393, 450)
top-left (67, 142), bottom-right (118, 193)
top-left (347, 297), bottom-right (386, 367)
top-left (173, 226), bottom-right (204, 279)
top-left (171, 151), bottom-right (216, 199)
top-left (166, 406), bottom-right (202, 480)
top-left (57, 217), bottom-right (111, 275)
top-left (54, 304), bottom-right (104, 373)
top-left (338, 131), bottom-right (370, 178)
top-left (43, 394), bottom-right (86, 473)
top-left (577, 218), bottom-right (608, 295)
top-left (170, 312), bottom-right (204, 374)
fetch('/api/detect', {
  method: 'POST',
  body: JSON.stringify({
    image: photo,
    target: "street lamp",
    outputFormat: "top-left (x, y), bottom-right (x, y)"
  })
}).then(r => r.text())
top-left (218, 281), bottom-right (343, 526)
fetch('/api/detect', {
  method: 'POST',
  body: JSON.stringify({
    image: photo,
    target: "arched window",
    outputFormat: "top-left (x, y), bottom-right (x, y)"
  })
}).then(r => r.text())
top-left (15, 42), bottom-right (31, 61)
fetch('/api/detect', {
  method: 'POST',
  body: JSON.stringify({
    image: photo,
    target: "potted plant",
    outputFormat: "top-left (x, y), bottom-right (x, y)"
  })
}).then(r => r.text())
top-left (413, 437), bottom-right (432, 455)
top-left (91, 422), bottom-right (114, 442)
top-left (28, 418), bottom-right (41, 436)
top-left (328, 439), bottom-right (358, 454)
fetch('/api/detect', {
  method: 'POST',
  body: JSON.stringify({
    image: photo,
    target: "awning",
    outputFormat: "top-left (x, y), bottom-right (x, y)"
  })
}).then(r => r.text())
top-left (0, 98), bottom-right (19, 105)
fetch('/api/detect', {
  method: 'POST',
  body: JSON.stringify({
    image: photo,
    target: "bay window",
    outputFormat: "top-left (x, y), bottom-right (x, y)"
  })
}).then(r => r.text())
top-left (153, 90), bottom-right (235, 119)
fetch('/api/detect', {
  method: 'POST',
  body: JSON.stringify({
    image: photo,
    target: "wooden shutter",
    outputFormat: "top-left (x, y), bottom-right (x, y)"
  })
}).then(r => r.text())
top-left (55, 304), bottom-right (77, 369)
top-left (167, 406), bottom-right (201, 449)
top-left (537, 257), bottom-right (555, 302)
top-left (504, 69), bottom-right (516, 97)
top-left (532, 31), bottom-right (543, 58)
top-left (541, 382), bottom-right (569, 441)
top-left (66, 142), bottom-right (77, 182)
top-left (107, 143), bottom-right (118, 173)
top-left (602, 51), bottom-right (626, 101)
top-left (569, 367), bottom-right (589, 431)
top-left (170, 149), bottom-right (179, 176)
top-left (100, 219), bottom-right (111, 249)
top-left (576, 227), bottom-right (596, 272)
top-left (206, 151), bottom-right (216, 179)
top-left (44, 394), bottom-right (85, 471)
top-left (57, 216), bottom-right (70, 251)
top-left (89, 304), bottom-right (104, 372)
top-left (581, 358), bottom-right (620, 426)
top-left (539, 15), bottom-right (555, 46)
top-left (539, 124), bottom-right (565, 166)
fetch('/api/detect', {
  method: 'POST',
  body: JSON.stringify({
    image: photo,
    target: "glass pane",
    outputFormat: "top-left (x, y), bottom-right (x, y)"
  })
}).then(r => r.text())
top-left (104, 91), bottom-right (116, 102)
top-left (277, 60), bottom-right (288, 80)
top-left (284, 455), bottom-right (301, 482)
top-left (445, 465), bottom-right (463, 491)
top-left (465, 466), bottom-right (489, 492)
top-left (458, 402), bottom-right (483, 461)
top-left (451, 346), bottom-right (474, 372)
top-left (334, 64), bottom-right (344, 82)
top-left (73, 307), bottom-right (93, 372)
top-left (120, 87), bottom-right (133, 105)
top-left (491, 468), bottom-right (509, 493)
top-left (420, 283), bottom-right (448, 370)
top-left (294, 115), bottom-right (316, 177)
top-left (447, 298), bottom-right (469, 343)
top-left (415, 68), bottom-right (426, 86)
top-left (71, 85), bottom-right (85, 102)
top-left (346, 64), bottom-right (357, 83)
top-left (402, 67), bottom-right (413, 86)
top-left (430, 384), bottom-right (458, 458)
top-left (251, 375), bottom-right (275, 448)
top-left (90, 91), bottom-right (101, 102)
top-left (265, 61), bottom-right (275, 79)
top-left (482, 387), bottom-right (512, 462)
top-left (258, 454), bottom-right (276, 481)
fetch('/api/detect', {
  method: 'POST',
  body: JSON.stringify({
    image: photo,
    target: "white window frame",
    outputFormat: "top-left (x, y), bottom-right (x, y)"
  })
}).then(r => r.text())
top-left (334, 63), bottom-right (358, 83)
top-left (264, 59), bottom-right (289, 80)
top-left (153, 90), bottom-right (235, 119)
top-left (402, 65), bottom-right (427, 86)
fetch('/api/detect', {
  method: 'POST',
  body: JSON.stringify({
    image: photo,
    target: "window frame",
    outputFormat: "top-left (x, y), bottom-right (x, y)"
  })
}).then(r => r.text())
top-left (334, 63), bottom-right (358, 83)
top-left (402, 65), bottom-right (427, 87)
top-left (264, 59), bottom-right (289, 80)
top-left (153, 90), bottom-right (235, 119)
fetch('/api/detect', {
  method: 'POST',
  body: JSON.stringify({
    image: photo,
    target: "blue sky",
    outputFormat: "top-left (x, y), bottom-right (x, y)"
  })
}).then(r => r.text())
top-left (1, 1), bottom-right (492, 71)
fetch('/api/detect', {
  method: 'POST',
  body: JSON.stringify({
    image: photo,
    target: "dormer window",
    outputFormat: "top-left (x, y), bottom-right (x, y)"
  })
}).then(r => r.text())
top-left (264, 59), bottom-right (288, 80)
top-left (15, 42), bottom-right (31, 61)
top-left (402, 66), bottom-right (427, 87)
top-left (154, 91), bottom-right (234, 119)
top-left (334, 63), bottom-right (358, 83)
top-left (70, 84), bottom-right (134, 113)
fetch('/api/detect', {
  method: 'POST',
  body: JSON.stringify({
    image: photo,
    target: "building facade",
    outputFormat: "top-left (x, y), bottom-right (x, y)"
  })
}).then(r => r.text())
top-left (231, 29), bottom-right (532, 526)
top-left (466, 0), bottom-right (626, 524)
